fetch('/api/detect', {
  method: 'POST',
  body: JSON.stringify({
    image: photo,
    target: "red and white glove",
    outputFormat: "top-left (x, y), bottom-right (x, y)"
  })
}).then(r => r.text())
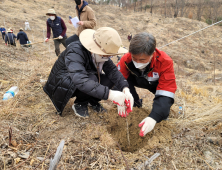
top-left (45, 38), bottom-right (49, 42)
top-left (117, 105), bottom-right (127, 117)
top-left (5, 43), bottom-right (7, 46)
top-left (123, 87), bottom-right (134, 115)
top-left (108, 90), bottom-right (127, 117)
top-left (139, 117), bottom-right (156, 137)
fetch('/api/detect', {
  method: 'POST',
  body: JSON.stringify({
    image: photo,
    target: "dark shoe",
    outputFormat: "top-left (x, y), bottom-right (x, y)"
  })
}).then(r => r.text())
top-left (134, 99), bottom-right (143, 108)
top-left (91, 103), bottom-right (107, 113)
top-left (72, 104), bottom-right (89, 118)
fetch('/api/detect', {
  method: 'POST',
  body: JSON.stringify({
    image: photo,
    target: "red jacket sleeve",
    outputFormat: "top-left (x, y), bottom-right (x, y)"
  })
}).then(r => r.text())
top-left (157, 59), bottom-right (177, 95)
top-left (46, 21), bottom-right (51, 39)
top-left (60, 18), bottom-right (67, 37)
top-left (116, 53), bottom-right (131, 79)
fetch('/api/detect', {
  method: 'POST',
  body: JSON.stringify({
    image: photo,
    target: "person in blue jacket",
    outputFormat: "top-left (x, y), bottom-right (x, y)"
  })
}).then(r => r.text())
top-left (5, 29), bottom-right (17, 46)
top-left (17, 28), bottom-right (29, 46)
top-left (0, 26), bottom-right (6, 40)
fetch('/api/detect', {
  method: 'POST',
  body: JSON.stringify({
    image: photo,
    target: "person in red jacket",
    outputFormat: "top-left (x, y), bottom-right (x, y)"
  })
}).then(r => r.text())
top-left (117, 32), bottom-right (177, 137)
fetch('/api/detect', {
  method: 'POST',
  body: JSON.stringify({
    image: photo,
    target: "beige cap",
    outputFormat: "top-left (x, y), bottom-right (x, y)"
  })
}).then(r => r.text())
top-left (7, 29), bottom-right (12, 33)
top-left (19, 28), bottom-right (23, 31)
top-left (46, 9), bottom-right (56, 15)
top-left (79, 27), bottom-right (128, 56)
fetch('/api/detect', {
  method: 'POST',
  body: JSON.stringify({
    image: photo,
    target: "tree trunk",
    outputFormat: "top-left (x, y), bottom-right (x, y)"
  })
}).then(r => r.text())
top-left (141, 0), bottom-right (143, 12)
top-left (134, 0), bottom-right (137, 12)
top-left (150, 0), bottom-right (153, 16)
top-left (174, 0), bottom-right (178, 18)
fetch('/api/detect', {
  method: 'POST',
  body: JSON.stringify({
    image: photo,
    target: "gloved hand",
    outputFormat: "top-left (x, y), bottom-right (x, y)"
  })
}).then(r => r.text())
top-left (45, 38), bottom-right (49, 42)
top-left (58, 35), bottom-right (63, 39)
top-left (108, 90), bottom-right (128, 117)
top-left (139, 117), bottom-right (156, 137)
top-left (123, 87), bottom-right (134, 114)
top-left (108, 90), bottom-right (126, 106)
top-left (117, 105), bottom-right (127, 117)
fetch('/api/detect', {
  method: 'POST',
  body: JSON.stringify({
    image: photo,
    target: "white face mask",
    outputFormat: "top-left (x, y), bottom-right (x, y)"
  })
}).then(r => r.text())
top-left (133, 61), bottom-right (150, 70)
top-left (49, 16), bottom-right (55, 20)
top-left (94, 54), bottom-right (110, 63)
top-left (132, 56), bottom-right (152, 70)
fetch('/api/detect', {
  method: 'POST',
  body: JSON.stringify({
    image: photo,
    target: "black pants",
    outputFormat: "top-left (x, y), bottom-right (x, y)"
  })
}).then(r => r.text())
top-left (8, 42), bottom-right (16, 46)
top-left (73, 74), bottom-right (114, 105)
top-left (54, 36), bottom-right (67, 56)
top-left (127, 74), bottom-right (158, 107)
top-left (2, 33), bottom-right (5, 40)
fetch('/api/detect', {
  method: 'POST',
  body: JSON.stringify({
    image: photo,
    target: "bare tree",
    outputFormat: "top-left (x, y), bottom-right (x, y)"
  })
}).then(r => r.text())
top-left (197, 0), bottom-right (204, 21)
top-left (150, 0), bottom-right (153, 16)
top-left (141, 0), bottom-right (143, 11)
top-left (179, 0), bottom-right (186, 17)
top-left (134, 0), bottom-right (137, 11)
top-left (174, 0), bottom-right (178, 18)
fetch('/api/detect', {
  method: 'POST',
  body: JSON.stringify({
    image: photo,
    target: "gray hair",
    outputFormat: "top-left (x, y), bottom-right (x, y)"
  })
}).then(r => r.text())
top-left (129, 32), bottom-right (156, 56)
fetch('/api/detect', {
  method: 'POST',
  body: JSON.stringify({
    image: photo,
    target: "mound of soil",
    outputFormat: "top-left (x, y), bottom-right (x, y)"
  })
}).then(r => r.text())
top-left (105, 107), bottom-right (172, 152)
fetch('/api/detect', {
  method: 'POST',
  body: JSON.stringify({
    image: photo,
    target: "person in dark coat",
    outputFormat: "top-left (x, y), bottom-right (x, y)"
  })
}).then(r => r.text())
top-left (43, 27), bottom-right (134, 118)
top-left (5, 29), bottom-right (17, 46)
top-left (17, 28), bottom-right (29, 46)
top-left (45, 9), bottom-right (67, 56)
top-left (0, 26), bottom-right (6, 40)
top-left (128, 32), bottom-right (132, 42)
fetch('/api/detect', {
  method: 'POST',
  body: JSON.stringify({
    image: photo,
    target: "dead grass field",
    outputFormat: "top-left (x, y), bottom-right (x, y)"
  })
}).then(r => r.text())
top-left (0, 0), bottom-right (222, 169)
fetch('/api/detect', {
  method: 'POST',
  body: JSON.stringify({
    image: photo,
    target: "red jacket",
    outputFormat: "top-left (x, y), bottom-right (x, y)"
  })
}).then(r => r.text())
top-left (117, 48), bottom-right (177, 99)
top-left (117, 48), bottom-right (177, 122)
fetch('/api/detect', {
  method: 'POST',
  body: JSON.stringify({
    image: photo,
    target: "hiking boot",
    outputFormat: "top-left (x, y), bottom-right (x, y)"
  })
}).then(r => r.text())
top-left (72, 103), bottom-right (89, 118)
top-left (91, 103), bottom-right (107, 113)
top-left (134, 99), bottom-right (143, 108)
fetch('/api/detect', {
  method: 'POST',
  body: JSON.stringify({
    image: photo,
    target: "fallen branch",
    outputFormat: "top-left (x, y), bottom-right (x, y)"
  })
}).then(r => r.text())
top-left (116, 142), bottom-right (129, 170)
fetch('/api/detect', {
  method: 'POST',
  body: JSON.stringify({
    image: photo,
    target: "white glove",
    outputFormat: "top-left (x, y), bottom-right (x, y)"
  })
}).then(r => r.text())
top-left (108, 90), bottom-right (128, 117)
top-left (45, 38), bottom-right (49, 42)
top-left (58, 35), bottom-right (63, 39)
top-left (108, 90), bottom-right (126, 106)
top-left (123, 87), bottom-right (134, 114)
top-left (117, 105), bottom-right (127, 117)
top-left (139, 117), bottom-right (156, 137)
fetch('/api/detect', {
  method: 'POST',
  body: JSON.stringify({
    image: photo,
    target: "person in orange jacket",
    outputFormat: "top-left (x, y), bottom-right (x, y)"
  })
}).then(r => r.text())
top-left (117, 32), bottom-right (177, 137)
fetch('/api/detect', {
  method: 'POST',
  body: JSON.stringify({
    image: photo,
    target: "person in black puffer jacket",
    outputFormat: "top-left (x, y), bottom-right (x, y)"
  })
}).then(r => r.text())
top-left (43, 27), bottom-right (134, 118)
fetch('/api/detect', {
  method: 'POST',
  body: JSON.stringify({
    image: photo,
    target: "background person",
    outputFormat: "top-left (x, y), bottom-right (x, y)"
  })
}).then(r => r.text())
top-left (66, 0), bottom-right (96, 44)
top-left (25, 20), bottom-right (31, 30)
top-left (128, 32), bottom-right (132, 42)
top-left (45, 9), bottom-right (67, 56)
top-left (0, 26), bottom-right (6, 40)
top-left (17, 28), bottom-right (29, 47)
top-left (117, 32), bottom-right (177, 137)
top-left (44, 27), bottom-right (133, 118)
top-left (5, 29), bottom-right (17, 46)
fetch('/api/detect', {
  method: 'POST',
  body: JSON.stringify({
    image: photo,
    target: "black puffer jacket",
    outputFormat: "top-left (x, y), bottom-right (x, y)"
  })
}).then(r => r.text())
top-left (43, 40), bottom-right (128, 114)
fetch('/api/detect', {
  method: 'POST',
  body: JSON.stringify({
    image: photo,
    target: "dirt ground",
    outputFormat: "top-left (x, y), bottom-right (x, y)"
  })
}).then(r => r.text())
top-left (105, 107), bottom-right (172, 153)
top-left (0, 0), bottom-right (222, 169)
